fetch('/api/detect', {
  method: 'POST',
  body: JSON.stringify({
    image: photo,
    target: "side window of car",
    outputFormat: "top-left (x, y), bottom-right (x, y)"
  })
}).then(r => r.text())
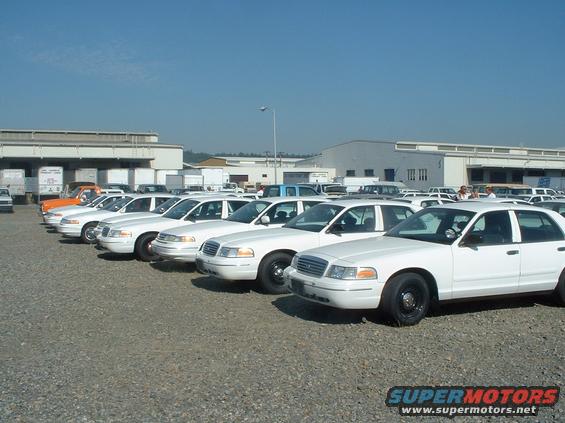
top-left (286, 187), bottom-right (297, 196)
top-left (299, 187), bottom-right (317, 196)
top-left (421, 200), bottom-right (438, 208)
top-left (125, 197), bottom-right (152, 212)
top-left (467, 211), bottom-right (513, 245)
top-left (303, 200), bottom-right (324, 211)
top-left (155, 197), bottom-right (169, 207)
top-left (266, 201), bottom-right (298, 223)
top-left (515, 210), bottom-right (565, 243)
top-left (381, 206), bottom-right (415, 231)
top-left (264, 187), bottom-right (280, 197)
top-left (191, 201), bottom-right (223, 221)
top-left (335, 206), bottom-right (376, 233)
top-left (558, 206), bottom-right (565, 217)
top-left (227, 201), bottom-right (248, 215)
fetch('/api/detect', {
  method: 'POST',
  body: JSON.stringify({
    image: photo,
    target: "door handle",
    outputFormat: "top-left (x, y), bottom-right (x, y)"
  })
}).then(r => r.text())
top-left (558, 247), bottom-right (565, 252)
top-left (506, 250), bottom-right (519, 255)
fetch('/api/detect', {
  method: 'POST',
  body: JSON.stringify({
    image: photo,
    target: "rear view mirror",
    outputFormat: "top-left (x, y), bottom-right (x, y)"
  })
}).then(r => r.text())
top-left (260, 215), bottom-right (270, 225)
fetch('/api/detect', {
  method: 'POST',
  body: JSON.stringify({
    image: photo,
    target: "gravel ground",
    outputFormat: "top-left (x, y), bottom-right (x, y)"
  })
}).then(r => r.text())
top-left (1, 206), bottom-right (564, 422)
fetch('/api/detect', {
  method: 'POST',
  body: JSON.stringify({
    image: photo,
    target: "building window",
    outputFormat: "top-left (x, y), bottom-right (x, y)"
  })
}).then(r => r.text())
top-left (346, 170), bottom-right (356, 177)
top-left (384, 168), bottom-right (395, 182)
top-left (418, 168), bottom-right (428, 181)
top-left (407, 169), bottom-right (416, 181)
top-left (511, 170), bottom-right (523, 183)
top-left (364, 169), bottom-right (374, 177)
top-left (470, 169), bottom-right (484, 182)
top-left (262, 174), bottom-right (267, 178)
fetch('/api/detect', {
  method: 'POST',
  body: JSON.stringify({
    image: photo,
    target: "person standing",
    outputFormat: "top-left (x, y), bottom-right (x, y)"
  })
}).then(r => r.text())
top-left (486, 186), bottom-right (496, 198)
top-left (456, 185), bottom-right (470, 201)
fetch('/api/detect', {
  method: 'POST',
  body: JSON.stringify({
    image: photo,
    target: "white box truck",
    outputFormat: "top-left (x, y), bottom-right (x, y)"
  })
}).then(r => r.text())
top-left (128, 168), bottom-right (155, 191)
top-left (98, 169), bottom-right (130, 186)
top-left (156, 170), bottom-right (179, 185)
top-left (37, 166), bottom-right (63, 195)
top-left (334, 176), bottom-right (380, 193)
top-left (0, 169), bottom-right (26, 196)
top-left (201, 168), bottom-right (224, 191)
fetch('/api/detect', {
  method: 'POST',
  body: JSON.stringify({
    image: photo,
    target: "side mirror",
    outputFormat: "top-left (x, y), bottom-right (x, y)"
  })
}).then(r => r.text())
top-left (460, 233), bottom-right (482, 247)
top-left (328, 223), bottom-right (344, 235)
top-left (259, 215), bottom-right (270, 225)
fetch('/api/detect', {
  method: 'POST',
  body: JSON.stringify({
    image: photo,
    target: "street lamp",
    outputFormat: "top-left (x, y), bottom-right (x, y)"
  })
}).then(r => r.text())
top-left (259, 106), bottom-right (277, 184)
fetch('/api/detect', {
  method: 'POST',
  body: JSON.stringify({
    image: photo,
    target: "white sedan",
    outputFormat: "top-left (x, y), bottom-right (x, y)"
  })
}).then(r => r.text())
top-left (43, 194), bottom-right (126, 226)
top-left (97, 196), bottom-right (251, 261)
top-left (196, 200), bottom-right (421, 294)
top-left (58, 194), bottom-right (174, 243)
top-left (283, 202), bottom-right (565, 325)
top-left (152, 197), bottom-right (327, 263)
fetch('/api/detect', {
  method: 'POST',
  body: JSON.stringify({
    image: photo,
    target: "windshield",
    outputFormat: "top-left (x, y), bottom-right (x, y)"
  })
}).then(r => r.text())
top-left (163, 199), bottom-right (200, 220)
top-left (102, 196), bottom-right (132, 212)
top-left (0, 189), bottom-right (10, 196)
top-left (360, 185), bottom-right (400, 195)
top-left (324, 185), bottom-right (347, 194)
top-left (151, 197), bottom-right (181, 214)
top-left (284, 204), bottom-right (344, 232)
top-left (226, 201), bottom-right (270, 223)
top-left (386, 208), bottom-right (475, 244)
top-left (68, 187), bottom-right (82, 198)
top-left (85, 196), bottom-right (106, 207)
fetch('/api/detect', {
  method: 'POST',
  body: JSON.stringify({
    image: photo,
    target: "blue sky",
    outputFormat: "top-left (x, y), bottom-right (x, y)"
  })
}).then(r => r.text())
top-left (1, 0), bottom-right (564, 153)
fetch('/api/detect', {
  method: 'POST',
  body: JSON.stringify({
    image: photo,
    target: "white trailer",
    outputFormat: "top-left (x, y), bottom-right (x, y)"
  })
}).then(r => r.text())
top-left (0, 169), bottom-right (26, 196)
top-left (98, 169), bottom-right (129, 186)
top-left (37, 166), bottom-right (63, 195)
top-left (128, 168), bottom-right (155, 191)
top-left (334, 176), bottom-right (381, 193)
top-left (201, 168), bottom-right (224, 191)
top-left (156, 169), bottom-right (179, 185)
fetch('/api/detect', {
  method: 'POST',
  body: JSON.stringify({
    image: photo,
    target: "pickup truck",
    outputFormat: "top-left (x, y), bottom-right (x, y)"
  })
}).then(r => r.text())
top-left (262, 184), bottom-right (320, 197)
top-left (40, 184), bottom-right (101, 213)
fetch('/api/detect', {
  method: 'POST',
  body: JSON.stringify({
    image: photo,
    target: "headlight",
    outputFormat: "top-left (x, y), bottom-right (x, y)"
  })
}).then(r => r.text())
top-left (109, 229), bottom-right (132, 238)
top-left (160, 234), bottom-right (196, 242)
top-left (326, 265), bottom-right (377, 280)
top-left (290, 255), bottom-right (299, 268)
top-left (218, 247), bottom-right (254, 258)
top-left (61, 218), bottom-right (80, 225)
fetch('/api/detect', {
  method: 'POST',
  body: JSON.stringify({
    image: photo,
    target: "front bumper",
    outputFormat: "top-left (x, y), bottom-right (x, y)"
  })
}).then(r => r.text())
top-left (195, 253), bottom-right (259, 280)
top-left (152, 241), bottom-right (199, 262)
top-left (283, 267), bottom-right (383, 309)
top-left (93, 226), bottom-right (106, 240)
top-left (57, 224), bottom-right (82, 237)
top-left (98, 237), bottom-right (135, 254)
top-left (0, 204), bottom-right (13, 212)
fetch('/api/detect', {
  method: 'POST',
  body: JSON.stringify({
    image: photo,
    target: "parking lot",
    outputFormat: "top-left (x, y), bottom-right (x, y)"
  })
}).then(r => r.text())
top-left (1, 206), bottom-right (564, 422)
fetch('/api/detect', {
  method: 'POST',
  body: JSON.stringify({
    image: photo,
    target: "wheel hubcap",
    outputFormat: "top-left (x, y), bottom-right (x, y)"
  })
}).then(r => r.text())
top-left (270, 261), bottom-right (287, 285)
top-left (85, 228), bottom-right (95, 241)
top-left (401, 292), bottom-right (416, 310)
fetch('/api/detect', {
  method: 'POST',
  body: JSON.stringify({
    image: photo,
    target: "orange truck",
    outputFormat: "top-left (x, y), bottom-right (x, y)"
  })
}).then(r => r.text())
top-left (40, 184), bottom-right (101, 213)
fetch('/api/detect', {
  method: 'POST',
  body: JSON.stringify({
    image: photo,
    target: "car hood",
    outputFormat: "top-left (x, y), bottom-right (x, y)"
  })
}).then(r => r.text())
top-left (112, 216), bottom-right (185, 231)
top-left (160, 220), bottom-right (247, 236)
top-left (301, 236), bottom-right (447, 265)
top-left (66, 210), bottom-right (118, 221)
top-left (214, 227), bottom-right (315, 247)
top-left (49, 205), bottom-right (85, 213)
top-left (102, 212), bottom-right (157, 224)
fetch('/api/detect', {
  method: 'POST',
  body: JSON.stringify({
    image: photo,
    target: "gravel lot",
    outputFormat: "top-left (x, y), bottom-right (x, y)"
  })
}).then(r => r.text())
top-left (1, 206), bottom-right (564, 422)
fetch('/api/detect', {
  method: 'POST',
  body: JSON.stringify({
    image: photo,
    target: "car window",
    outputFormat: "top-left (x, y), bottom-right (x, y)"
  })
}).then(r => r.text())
top-left (515, 210), bottom-right (565, 243)
top-left (265, 201), bottom-right (298, 224)
top-left (466, 211), bottom-right (513, 245)
top-left (286, 187), bottom-right (297, 196)
top-left (189, 201), bottom-right (223, 221)
top-left (227, 200), bottom-right (248, 215)
top-left (155, 197), bottom-right (170, 207)
top-left (226, 201), bottom-right (270, 223)
top-left (284, 204), bottom-right (344, 232)
top-left (381, 206), bottom-right (415, 231)
top-left (298, 187), bottom-right (317, 196)
top-left (303, 200), bottom-right (325, 210)
top-left (124, 197), bottom-right (152, 213)
top-left (263, 187), bottom-right (280, 197)
top-left (99, 196), bottom-right (122, 208)
top-left (335, 206), bottom-right (376, 233)
top-left (421, 200), bottom-right (439, 208)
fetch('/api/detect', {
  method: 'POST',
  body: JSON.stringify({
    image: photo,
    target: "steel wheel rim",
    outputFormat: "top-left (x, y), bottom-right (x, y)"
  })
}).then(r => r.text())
top-left (398, 284), bottom-right (423, 318)
top-left (85, 227), bottom-right (96, 241)
top-left (269, 260), bottom-right (289, 285)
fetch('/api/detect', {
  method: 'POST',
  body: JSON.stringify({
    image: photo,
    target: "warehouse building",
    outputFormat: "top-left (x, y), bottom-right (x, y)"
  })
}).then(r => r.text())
top-left (297, 139), bottom-right (565, 190)
top-left (0, 129), bottom-right (184, 174)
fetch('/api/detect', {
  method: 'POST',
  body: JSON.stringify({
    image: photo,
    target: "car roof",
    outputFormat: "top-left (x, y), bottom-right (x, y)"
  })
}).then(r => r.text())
top-left (429, 201), bottom-right (544, 213)
top-left (250, 196), bottom-right (326, 204)
top-left (326, 198), bottom-right (420, 207)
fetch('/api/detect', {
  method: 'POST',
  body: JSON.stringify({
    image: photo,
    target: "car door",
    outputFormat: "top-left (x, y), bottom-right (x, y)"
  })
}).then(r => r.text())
top-left (319, 205), bottom-right (379, 247)
top-left (380, 205), bottom-right (416, 232)
top-left (451, 211), bottom-right (520, 298)
top-left (515, 210), bottom-right (565, 292)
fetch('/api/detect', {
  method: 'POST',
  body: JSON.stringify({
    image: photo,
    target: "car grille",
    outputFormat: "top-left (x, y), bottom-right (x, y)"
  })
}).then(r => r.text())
top-left (202, 240), bottom-right (220, 256)
top-left (296, 255), bottom-right (328, 278)
top-left (102, 227), bottom-right (111, 237)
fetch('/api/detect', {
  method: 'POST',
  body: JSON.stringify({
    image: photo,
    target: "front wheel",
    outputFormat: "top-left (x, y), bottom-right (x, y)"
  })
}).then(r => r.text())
top-left (381, 272), bottom-right (430, 326)
top-left (81, 222), bottom-right (98, 244)
top-left (258, 252), bottom-right (293, 294)
top-left (135, 233), bottom-right (160, 262)
top-left (554, 270), bottom-right (565, 306)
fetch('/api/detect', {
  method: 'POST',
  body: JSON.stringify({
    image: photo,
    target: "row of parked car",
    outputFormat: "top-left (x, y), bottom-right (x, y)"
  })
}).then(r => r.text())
top-left (39, 191), bottom-right (565, 326)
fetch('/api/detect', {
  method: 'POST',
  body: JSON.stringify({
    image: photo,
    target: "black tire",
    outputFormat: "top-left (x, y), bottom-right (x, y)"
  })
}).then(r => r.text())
top-left (135, 233), bottom-right (160, 262)
top-left (81, 222), bottom-right (98, 244)
top-left (381, 272), bottom-right (430, 326)
top-left (554, 270), bottom-right (565, 306)
top-left (258, 252), bottom-right (293, 294)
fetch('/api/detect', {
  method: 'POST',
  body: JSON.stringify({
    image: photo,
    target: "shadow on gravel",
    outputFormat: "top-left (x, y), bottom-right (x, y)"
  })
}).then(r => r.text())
top-left (46, 228), bottom-right (58, 233)
top-left (58, 238), bottom-right (82, 244)
top-left (149, 261), bottom-right (196, 273)
top-left (97, 252), bottom-right (136, 261)
top-left (272, 295), bottom-right (378, 325)
top-left (192, 276), bottom-right (259, 294)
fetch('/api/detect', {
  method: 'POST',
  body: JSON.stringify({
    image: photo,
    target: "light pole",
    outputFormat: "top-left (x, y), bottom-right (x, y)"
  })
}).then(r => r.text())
top-left (259, 106), bottom-right (277, 184)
